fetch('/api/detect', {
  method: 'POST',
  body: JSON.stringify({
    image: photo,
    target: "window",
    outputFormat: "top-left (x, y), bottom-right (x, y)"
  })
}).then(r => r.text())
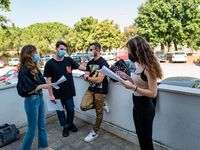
top-left (3, 70), bottom-right (15, 77)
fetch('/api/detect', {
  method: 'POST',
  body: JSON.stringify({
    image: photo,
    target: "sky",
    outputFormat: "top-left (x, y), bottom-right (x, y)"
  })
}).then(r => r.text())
top-left (1, 0), bottom-right (146, 30)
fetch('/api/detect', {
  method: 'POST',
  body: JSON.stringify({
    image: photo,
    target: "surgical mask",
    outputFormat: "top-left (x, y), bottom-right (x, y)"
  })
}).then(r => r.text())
top-left (33, 54), bottom-right (40, 62)
top-left (88, 50), bottom-right (94, 57)
top-left (128, 53), bottom-right (135, 62)
top-left (58, 50), bottom-right (66, 57)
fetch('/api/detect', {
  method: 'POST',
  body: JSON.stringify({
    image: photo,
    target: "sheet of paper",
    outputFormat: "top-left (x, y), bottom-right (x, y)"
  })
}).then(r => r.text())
top-left (46, 98), bottom-right (64, 111)
top-left (97, 66), bottom-right (126, 82)
top-left (52, 75), bottom-right (67, 89)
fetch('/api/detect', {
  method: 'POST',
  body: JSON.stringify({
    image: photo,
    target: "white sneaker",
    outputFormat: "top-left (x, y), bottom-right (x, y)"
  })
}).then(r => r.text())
top-left (104, 99), bottom-right (110, 113)
top-left (84, 130), bottom-right (99, 142)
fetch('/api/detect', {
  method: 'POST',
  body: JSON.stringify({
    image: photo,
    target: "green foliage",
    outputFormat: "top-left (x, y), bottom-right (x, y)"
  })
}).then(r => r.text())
top-left (71, 17), bottom-right (125, 52)
top-left (20, 22), bottom-right (71, 56)
top-left (0, 0), bottom-right (11, 28)
top-left (135, 0), bottom-right (200, 51)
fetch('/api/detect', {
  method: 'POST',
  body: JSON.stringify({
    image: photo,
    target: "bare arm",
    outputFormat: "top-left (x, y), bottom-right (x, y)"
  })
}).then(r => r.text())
top-left (46, 77), bottom-right (56, 104)
top-left (84, 71), bottom-right (105, 84)
top-left (78, 65), bottom-right (86, 71)
top-left (28, 84), bottom-right (52, 95)
top-left (119, 69), bottom-right (157, 98)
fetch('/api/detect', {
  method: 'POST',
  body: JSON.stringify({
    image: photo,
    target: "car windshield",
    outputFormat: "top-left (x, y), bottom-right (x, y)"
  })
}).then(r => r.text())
top-left (3, 70), bottom-right (15, 77)
top-left (13, 59), bottom-right (19, 61)
top-left (125, 61), bottom-right (136, 67)
top-left (156, 51), bottom-right (164, 55)
top-left (174, 52), bottom-right (185, 55)
top-left (44, 58), bottom-right (50, 61)
top-left (73, 56), bottom-right (80, 60)
top-left (81, 56), bottom-right (89, 60)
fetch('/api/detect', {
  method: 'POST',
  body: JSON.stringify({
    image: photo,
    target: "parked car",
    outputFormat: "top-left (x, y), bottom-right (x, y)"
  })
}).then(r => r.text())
top-left (159, 76), bottom-right (200, 88)
top-left (101, 52), bottom-right (115, 61)
top-left (71, 52), bottom-right (85, 57)
top-left (172, 51), bottom-right (187, 63)
top-left (8, 58), bottom-right (19, 66)
top-left (155, 51), bottom-right (167, 62)
top-left (124, 60), bottom-right (138, 72)
top-left (0, 60), bottom-right (4, 68)
top-left (38, 57), bottom-right (51, 68)
top-left (0, 68), bottom-right (18, 82)
top-left (71, 55), bottom-right (90, 66)
top-left (44, 54), bottom-right (55, 58)
top-left (114, 51), bottom-right (129, 61)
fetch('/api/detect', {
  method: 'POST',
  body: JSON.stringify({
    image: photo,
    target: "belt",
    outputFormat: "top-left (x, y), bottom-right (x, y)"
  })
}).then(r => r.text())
top-left (37, 90), bottom-right (42, 95)
top-left (32, 90), bottom-right (42, 95)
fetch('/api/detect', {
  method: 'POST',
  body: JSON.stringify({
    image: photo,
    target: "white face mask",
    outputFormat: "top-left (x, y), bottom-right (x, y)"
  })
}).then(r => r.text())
top-left (88, 51), bottom-right (94, 57)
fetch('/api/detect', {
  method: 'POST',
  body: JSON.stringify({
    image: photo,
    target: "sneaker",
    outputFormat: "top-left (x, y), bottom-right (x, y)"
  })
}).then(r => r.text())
top-left (104, 99), bottom-right (109, 113)
top-left (68, 124), bottom-right (78, 132)
top-left (62, 127), bottom-right (69, 137)
top-left (84, 130), bottom-right (99, 142)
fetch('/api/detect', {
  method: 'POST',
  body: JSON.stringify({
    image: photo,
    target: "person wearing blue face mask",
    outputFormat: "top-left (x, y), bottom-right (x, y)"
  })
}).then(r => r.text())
top-left (44, 41), bottom-right (86, 137)
top-left (17, 45), bottom-right (56, 150)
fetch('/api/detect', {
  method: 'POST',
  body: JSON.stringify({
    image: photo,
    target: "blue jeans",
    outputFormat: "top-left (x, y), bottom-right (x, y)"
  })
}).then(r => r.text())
top-left (56, 97), bottom-right (75, 127)
top-left (21, 94), bottom-right (48, 150)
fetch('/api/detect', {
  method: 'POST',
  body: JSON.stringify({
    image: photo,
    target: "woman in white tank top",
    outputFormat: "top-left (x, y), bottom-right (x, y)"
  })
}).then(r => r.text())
top-left (118, 36), bottom-right (163, 150)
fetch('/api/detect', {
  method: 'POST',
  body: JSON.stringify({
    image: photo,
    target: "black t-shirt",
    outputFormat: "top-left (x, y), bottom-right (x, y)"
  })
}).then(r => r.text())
top-left (86, 57), bottom-right (109, 94)
top-left (43, 57), bottom-right (80, 99)
top-left (17, 66), bottom-right (46, 97)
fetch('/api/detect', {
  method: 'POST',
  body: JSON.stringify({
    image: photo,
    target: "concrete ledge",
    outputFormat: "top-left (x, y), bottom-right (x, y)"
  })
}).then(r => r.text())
top-left (74, 109), bottom-right (172, 150)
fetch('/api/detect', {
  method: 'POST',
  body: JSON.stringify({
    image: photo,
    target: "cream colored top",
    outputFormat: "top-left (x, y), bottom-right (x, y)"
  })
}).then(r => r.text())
top-left (132, 69), bottom-right (148, 96)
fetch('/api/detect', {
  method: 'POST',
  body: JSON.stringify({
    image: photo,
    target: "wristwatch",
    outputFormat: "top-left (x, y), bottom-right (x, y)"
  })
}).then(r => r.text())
top-left (86, 76), bottom-right (89, 80)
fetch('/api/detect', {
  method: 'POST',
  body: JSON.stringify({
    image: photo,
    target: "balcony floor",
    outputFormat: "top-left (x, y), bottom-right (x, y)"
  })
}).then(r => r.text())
top-left (1, 117), bottom-right (140, 150)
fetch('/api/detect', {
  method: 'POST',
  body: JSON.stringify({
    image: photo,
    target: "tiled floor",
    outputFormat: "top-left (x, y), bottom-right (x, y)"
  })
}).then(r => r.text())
top-left (1, 117), bottom-right (140, 150)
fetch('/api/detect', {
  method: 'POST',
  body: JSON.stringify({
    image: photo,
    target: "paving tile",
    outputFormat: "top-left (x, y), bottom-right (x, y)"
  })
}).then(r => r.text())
top-left (3, 117), bottom-right (141, 150)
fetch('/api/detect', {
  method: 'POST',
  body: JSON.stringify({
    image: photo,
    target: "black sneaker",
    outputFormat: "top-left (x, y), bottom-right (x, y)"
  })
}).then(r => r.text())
top-left (68, 124), bottom-right (78, 132)
top-left (62, 127), bottom-right (69, 137)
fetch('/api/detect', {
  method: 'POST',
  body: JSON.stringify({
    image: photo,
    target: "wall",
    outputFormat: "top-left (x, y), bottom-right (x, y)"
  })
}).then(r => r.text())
top-left (0, 76), bottom-right (200, 150)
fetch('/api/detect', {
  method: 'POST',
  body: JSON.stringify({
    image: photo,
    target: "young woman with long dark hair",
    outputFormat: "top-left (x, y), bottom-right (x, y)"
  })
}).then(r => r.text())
top-left (118, 36), bottom-right (163, 150)
top-left (17, 45), bottom-right (56, 150)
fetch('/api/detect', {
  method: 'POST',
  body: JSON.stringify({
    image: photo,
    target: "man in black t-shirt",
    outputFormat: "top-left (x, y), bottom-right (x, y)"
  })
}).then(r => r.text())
top-left (44, 41), bottom-right (86, 137)
top-left (80, 42), bottom-right (109, 142)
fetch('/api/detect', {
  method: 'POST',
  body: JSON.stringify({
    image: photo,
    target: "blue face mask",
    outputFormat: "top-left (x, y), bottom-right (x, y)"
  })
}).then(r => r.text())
top-left (58, 50), bottom-right (66, 57)
top-left (33, 54), bottom-right (40, 62)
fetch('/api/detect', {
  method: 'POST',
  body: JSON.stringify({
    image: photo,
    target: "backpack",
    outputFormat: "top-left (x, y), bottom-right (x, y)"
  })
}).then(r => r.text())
top-left (110, 59), bottom-right (130, 82)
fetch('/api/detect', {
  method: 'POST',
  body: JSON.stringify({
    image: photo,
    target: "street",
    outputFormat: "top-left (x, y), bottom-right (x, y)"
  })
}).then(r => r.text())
top-left (0, 61), bottom-right (200, 81)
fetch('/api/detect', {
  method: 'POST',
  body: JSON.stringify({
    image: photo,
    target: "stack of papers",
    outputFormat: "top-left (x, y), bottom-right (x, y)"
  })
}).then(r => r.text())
top-left (46, 98), bottom-right (64, 111)
top-left (98, 66), bottom-right (126, 82)
top-left (52, 75), bottom-right (67, 89)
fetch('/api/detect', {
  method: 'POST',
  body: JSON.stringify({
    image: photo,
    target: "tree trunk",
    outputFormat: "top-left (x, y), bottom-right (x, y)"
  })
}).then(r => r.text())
top-left (173, 40), bottom-right (178, 51)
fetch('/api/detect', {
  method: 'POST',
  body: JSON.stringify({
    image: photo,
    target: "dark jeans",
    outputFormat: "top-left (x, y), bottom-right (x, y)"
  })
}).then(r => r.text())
top-left (132, 95), bottom-right (155, 150)
top-left (56, 97), bottom-right (75, 127)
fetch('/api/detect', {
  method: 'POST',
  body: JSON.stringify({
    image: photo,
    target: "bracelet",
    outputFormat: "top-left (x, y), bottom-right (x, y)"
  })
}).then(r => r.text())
top-left (134, 86), bottom-right (138, 91)
top-left (34, 89), bottom-right (37, 94)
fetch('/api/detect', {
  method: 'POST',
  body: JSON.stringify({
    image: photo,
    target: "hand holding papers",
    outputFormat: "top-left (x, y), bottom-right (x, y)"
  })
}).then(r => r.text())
top-left (46, 98), bottom-right (64, 111)
top-left (52, 75), bottom-right (67, 89)
top-left (97, 66), bottom-right (126, 82)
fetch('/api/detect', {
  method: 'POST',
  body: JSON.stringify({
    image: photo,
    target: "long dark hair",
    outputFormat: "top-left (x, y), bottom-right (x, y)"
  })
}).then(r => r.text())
top-left (18, 45), bottom-right (39, 81)
top-left (127, 36), bottom-right (163, 80)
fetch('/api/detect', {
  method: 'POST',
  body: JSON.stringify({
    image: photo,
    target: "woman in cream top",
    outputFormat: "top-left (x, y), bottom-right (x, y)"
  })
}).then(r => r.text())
top-left (118, 36), bottom-right (163, 150)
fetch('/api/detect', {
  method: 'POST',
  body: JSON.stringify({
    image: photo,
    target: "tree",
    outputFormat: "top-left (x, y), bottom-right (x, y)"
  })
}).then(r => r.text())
top-left (135, 0), bottom-right (200, 51)
top-left (73, 16), bottom-right (98, 51)
top-left (90, 19), bottom-right (125, 51)
top-left (124, 24), bottom-right (137, 40)
top-left (20, 22), bottom-right (71, 56)
top-left (0, 0), bottom-right (11, 29)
